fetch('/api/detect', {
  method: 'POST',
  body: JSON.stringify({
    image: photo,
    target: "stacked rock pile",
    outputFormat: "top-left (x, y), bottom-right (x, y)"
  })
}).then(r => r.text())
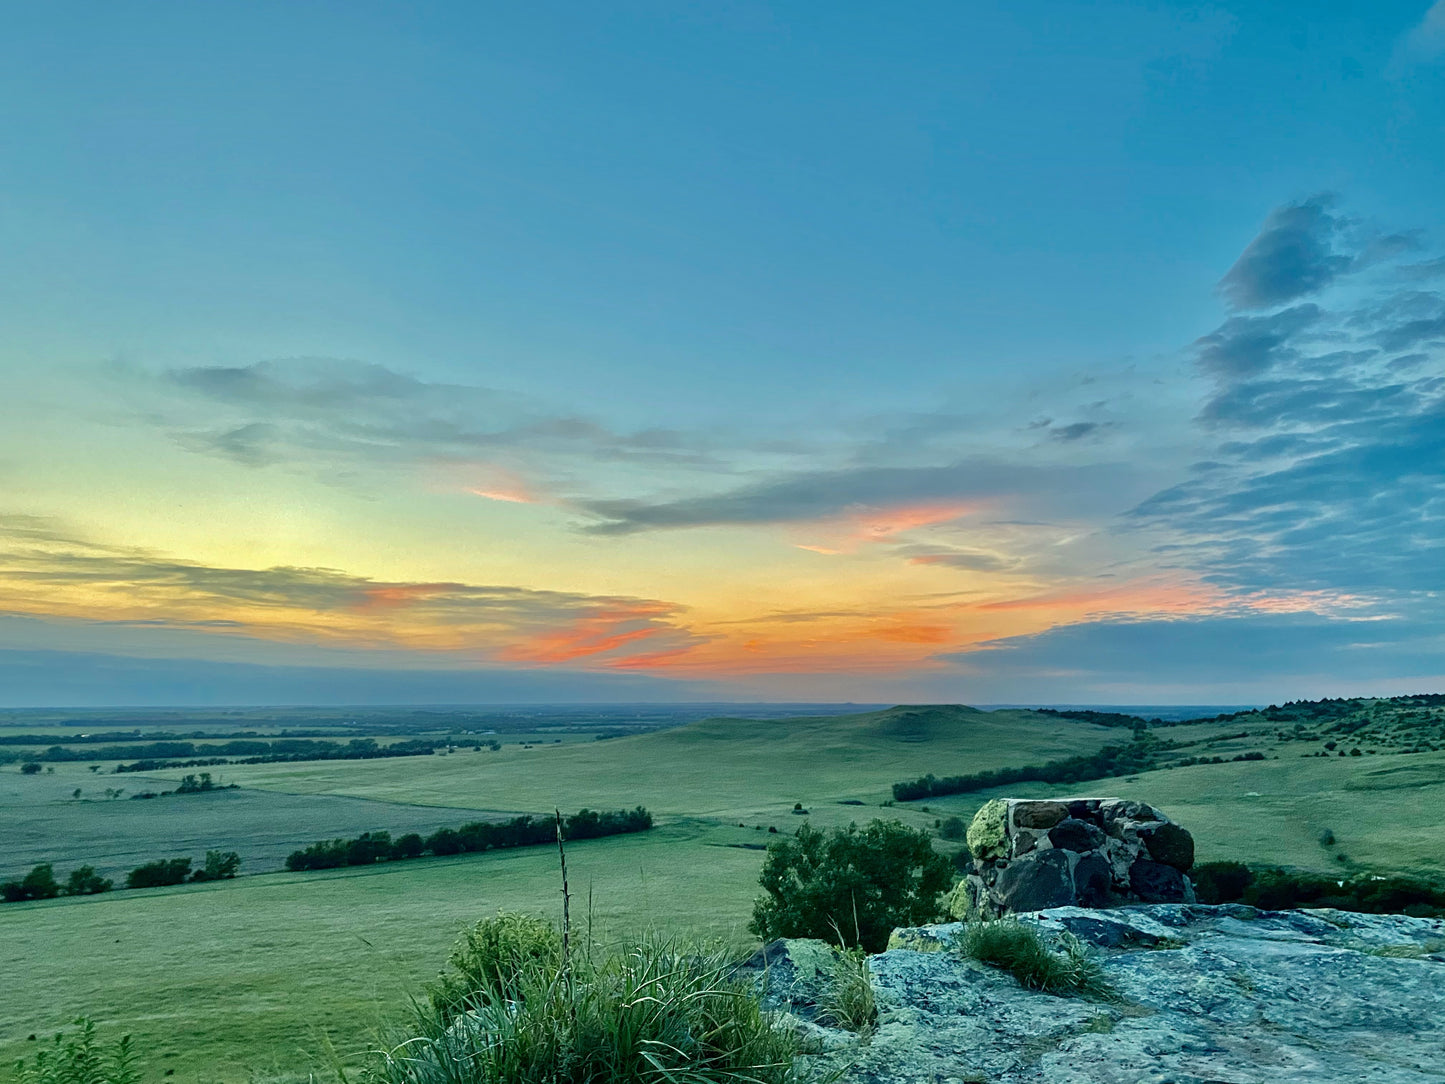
top-left (948, 797), bottom-right (1195, 919)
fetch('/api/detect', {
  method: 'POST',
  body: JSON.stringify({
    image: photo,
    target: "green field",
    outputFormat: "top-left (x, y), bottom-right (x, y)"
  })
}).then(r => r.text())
top-left (139, 705), bottom-right (1119, 822)
top-left (6, 700), bottom-right (1445, 1084)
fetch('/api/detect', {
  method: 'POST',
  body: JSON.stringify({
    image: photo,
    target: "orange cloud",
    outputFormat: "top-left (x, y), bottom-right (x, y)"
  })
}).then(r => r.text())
top-left (792, 501), bottom-right (981, 554)
top-left (498, 603), bottom-right (681, 665)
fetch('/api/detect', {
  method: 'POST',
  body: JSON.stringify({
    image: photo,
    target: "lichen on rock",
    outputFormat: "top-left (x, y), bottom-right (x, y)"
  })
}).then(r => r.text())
top-left (965, 798), bottom-right (1010, 861)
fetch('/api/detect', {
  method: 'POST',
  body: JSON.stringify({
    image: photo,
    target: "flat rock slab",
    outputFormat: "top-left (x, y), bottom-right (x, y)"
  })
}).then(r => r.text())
top-left (825, 904), bottom-right (1445, 1084)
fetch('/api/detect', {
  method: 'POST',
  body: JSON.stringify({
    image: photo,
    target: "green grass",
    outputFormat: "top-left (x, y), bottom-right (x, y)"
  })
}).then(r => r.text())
top-left (958, 920), bottom-right (1113, 999)
top-left (0, 825), bottom-right (765, 1084)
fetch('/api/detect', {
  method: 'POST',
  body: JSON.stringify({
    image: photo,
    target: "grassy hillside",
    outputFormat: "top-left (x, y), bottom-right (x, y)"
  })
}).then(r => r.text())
top-left (140, 705), bottom-right (1120, 825)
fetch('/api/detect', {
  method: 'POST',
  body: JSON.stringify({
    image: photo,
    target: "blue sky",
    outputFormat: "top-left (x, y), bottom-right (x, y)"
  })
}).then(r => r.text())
top-left (0, 1), bottom-right (1442, 705)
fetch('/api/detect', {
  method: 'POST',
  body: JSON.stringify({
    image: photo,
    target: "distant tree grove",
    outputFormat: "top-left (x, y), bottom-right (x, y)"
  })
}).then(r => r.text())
top-left (284, 807), bottom-right (654, 871)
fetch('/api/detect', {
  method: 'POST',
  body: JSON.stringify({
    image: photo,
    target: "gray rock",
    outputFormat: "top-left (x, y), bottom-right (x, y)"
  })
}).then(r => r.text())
top-left (1140, 821), bottom-right (1195, 871)
top-left (815, 905), bottom-right (1445, 1084)
top-left (1129, 859), bottom-right (1187, 903)
top-left (996, 849), bottom-right (1076, 913)
top-left (1049, 817), bottom-right (1107, 852)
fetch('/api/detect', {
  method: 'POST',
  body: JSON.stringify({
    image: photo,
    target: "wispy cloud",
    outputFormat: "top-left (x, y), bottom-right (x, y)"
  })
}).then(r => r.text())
top-left (0, 515), bottom-right (706, 668)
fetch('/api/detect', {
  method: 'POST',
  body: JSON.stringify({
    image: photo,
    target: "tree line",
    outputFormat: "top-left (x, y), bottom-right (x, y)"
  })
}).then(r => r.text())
top-left (2, 850), bottom-right (240, 903)
top-left (891, 734), bottom-right (1174, 801)
top-left (284, 807), bottom-right (654, 871)
top-left (1, 736), bottom-right (440, 768)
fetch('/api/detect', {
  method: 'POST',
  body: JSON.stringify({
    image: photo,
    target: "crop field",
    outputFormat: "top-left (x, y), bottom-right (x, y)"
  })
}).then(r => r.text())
top-left (1, 766), bottom-right (524, 881)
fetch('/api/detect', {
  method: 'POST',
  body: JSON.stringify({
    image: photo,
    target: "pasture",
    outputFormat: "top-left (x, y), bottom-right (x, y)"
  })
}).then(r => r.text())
top-left (7, 701), bottom-right (1445, 1083)
top-left (0, 766), bottom-right (524, 881)
top-left (0, 823), bottom-right (767, 1083)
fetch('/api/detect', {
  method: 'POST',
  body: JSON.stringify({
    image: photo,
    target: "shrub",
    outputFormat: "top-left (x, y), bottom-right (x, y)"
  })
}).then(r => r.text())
top-left (371, 930), bottom-right (807, 1084)
top-left (959, 920), bottom-right (1114, 999)
top-left (20, 762), bottom-right (41, 774)
top-left (126, 858), bottom-right (192, 889)
top-left (750, 819), bottom-right (952, 952)
top-left (1192, 860), bottom-right (1253, 904)
top-left (13, 1018), bottom-right (140, 1084)
top-left (427, 912), bottom-right (563, 1023)
top-left (190, 851), bottom-right (241, 882)
top-left (938, 816), bottom-right (967, 841)
top-left (1192, 862), bottom-right (1445, 917)
top-left (65, 866), bottom-right (113, 896)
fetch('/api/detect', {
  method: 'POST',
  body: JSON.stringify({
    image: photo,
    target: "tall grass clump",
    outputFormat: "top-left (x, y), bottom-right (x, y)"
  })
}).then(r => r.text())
top-left (958, 920), bottom-right (1114, 1000)
top-left (817, 948), bottom-right (875, 1033)
top-left (14, 1018), bottom-right (141, 1084)
top-left (364, 914), bottom-right (811, 1084)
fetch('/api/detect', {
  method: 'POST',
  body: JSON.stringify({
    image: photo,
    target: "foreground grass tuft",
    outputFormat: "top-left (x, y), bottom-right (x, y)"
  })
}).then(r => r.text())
top-left (958, 920), bottom-right (1115, 1000)
top-left (362, 915), bottom-right (812, 1084)
top-left (14, 1019), bottom-right (141, 1084)
top-left (817, 948), bottom-right (875, 1033)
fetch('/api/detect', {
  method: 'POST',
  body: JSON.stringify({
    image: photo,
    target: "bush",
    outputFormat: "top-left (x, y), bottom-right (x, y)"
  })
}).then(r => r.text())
top-left (370, 928), bottom-right (807, 1084)
top-left (1192, 861), bottom-right (1445, 917)
top-left (20, 762), bottom-right (41, 774)
top-left (190, 851), bottom-right (241, 882)
top-left (13, 1018), bottom-right (140, 1084)
top-left (126, 858), bottom-right (192, 889)
top-left (938, 816), bottom-right (967, 841)
top-left (1192, 861), bottom-right (1253, 904)
top-left (750, 819), bottom-right (952, 952)
top-left (959, 920), bottom-right (1114, 999)
top-left (427, 912), bottom-right (563, 1023)
top-left (65, 866), bottom-right (113, 896)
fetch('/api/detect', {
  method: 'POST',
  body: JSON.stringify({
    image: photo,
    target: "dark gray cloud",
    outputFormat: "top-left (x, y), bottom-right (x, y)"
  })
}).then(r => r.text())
top-left (578, 459), bottom-right (1131, 535)
top-left (1192, 305), bottom-right (1321, 380)
top-left (1218, 196), bottom-right (1353, 310)
top-left (1216, 195), bottom-right (1417, 311)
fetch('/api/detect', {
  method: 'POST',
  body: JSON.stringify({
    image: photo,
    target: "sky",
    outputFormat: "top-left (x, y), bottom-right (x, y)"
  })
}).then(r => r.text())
top-left (1, 1), bottom-right (1443, 706)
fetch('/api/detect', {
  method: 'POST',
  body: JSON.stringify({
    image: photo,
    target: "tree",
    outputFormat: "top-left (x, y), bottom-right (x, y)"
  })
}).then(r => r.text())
top-left (126, 857), bottom-right (192, 889)
top-left (750, 819), bottom-right (953, 952)
top-left (65, 865), bottom-right (113, 895)
top-left (190, 850), bottom-right (241, 882)
top-left (20, 762), bottom-right (41, 774)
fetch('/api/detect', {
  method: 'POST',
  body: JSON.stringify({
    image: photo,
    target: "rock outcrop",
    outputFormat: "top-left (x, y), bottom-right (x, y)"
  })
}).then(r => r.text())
top-left (761, 904), bottom-right (1445, 1084)
top-left (951, 798), bottom-right (1195, 919)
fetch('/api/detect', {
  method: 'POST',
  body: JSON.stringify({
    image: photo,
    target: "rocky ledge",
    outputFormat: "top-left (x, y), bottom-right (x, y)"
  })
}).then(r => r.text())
top-left (757, 904), bottom-right (1445, 1084)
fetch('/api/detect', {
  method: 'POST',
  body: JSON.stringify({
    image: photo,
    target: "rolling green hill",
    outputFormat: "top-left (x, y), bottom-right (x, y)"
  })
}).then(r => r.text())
top-left (138, 704), bottom-right (1121, 826)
